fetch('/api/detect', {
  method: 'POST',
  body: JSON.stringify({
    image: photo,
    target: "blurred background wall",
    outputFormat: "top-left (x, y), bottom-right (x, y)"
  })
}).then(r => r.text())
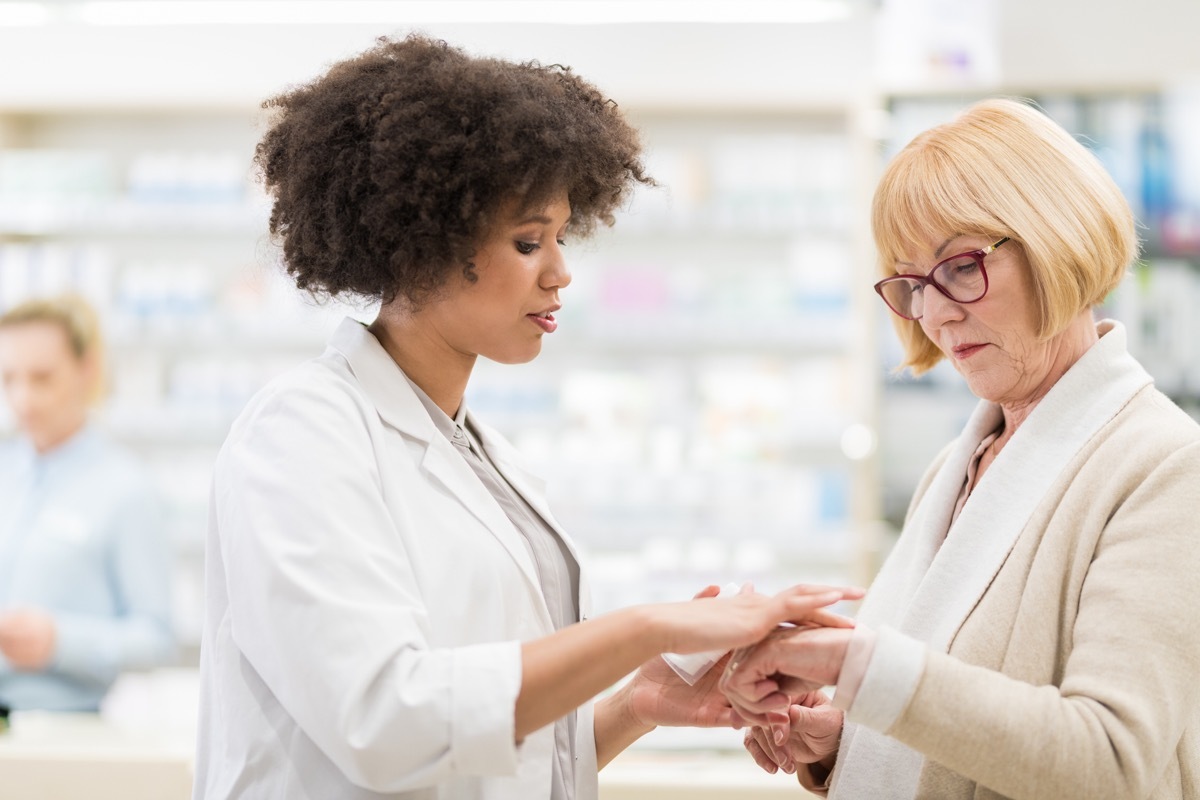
top-left (2, 0), bottom-right (1200, 760)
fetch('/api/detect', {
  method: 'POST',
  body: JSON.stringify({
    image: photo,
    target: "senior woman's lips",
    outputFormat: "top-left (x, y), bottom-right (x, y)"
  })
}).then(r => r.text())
top-left (952, 342), bottom-right (989, 359)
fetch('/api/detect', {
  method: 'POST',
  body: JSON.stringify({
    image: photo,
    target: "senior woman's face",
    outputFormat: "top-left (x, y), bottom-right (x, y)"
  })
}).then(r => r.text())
top-left (908, 232), bottom-right (1074, 407)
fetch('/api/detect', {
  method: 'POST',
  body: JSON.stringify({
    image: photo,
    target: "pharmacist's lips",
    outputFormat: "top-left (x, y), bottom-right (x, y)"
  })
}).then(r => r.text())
top-left (528, 304), bottom-right (561, 319)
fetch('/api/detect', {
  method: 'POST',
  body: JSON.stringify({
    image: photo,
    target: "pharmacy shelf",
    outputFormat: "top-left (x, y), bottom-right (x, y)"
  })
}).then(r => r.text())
top-left (0, 103), bottom-right (885, 665)
top-left (0, 201), bottom-right (269, 238)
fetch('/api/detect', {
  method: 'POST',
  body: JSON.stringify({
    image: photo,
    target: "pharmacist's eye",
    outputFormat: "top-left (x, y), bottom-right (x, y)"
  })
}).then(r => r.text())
top-left (515, 241), bottom-right (538, 255)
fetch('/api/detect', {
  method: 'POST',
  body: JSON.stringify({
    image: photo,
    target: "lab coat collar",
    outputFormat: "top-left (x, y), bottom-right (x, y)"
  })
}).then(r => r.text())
top-left (326, 317), bottom-right (584, 622)
top-left (326, 317), bottom-right (557, 495)
top-left (327, 318), bottom-right (445, 444)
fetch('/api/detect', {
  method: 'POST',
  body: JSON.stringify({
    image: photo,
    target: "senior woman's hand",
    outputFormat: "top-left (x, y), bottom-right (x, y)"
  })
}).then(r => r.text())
top-left (719, 625), bottom-right (855, 730)
top-left (743, 690), bottom-right (843, 775)
top-left (614, 583), bottom-right (861, 731)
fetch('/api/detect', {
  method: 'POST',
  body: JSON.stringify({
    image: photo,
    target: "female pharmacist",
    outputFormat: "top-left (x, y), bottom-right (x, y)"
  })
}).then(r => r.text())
top-left (0, 294), bottom-right (173, 712)
top-left (192, 34), bottom-right (862, 800)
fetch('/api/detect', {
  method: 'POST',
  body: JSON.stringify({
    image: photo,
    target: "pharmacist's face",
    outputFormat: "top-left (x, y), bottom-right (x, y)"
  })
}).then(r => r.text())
top-left (428, 193), bottom-right (572, 364)
top-left (910, 232), bottom-right (1056, 405)
top-left (0, 321), bottom-right (92, 449)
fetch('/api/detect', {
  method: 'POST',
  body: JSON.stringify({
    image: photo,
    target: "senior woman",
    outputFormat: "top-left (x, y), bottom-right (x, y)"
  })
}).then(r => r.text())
top-left (721, 98), bottom-right (1200, 799)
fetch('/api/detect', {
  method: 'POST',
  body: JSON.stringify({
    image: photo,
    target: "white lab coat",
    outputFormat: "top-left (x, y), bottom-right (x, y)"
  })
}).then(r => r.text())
top-left (193, 318), bottom-right (599, 800)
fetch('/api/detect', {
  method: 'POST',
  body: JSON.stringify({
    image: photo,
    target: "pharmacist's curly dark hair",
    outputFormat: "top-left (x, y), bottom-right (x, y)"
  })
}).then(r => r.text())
top-left (255, 34), bottom-right (652, 305)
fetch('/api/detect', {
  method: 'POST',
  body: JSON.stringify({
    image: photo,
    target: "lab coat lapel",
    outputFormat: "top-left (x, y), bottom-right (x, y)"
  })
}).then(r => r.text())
top-left (326, 319), bottom-right (546, 603)
top-left (900, 321), bottom-right (1153, 652)
top-left (470, 412), bottom-right (593, 621)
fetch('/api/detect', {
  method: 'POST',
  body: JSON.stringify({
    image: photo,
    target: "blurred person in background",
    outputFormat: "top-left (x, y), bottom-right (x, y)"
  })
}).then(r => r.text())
top-left (0, 294), bottom-right (175, 712)
top-left (193, 34), bottom-right (862, 800)
top-left (721, 98), bottom-right (1200, 799)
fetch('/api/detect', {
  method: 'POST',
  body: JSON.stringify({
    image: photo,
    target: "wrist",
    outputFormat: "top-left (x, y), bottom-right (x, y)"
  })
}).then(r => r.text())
top-left (623, 604), bottom-right (674, 659)
top-left (610, 677), bottom-right (658, 738)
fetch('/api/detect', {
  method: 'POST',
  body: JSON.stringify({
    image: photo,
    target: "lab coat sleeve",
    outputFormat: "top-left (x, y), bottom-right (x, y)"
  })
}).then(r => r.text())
top-left (214, 378), bottom-right (523, 792)
top-left (52, 483), bottom-right (176, 685)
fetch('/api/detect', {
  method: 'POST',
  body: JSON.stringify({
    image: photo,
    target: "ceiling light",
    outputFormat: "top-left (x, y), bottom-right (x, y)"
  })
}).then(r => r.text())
top-left (0, 2), bottom-right (52, 25)
top-left (12, 0), bottom-right (858, 27)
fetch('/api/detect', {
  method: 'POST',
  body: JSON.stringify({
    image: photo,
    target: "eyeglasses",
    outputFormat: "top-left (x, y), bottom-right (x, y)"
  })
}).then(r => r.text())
top-left (874, 237), bottom-right (1011, 321)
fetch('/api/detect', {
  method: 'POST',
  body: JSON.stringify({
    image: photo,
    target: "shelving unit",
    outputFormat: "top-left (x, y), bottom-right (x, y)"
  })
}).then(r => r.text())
top-left (0, 111), bottom-right (357, 658)
top-left (470, 108), bottom-right (884, 631)
top-left (0, 104), bottom-right (884, 673)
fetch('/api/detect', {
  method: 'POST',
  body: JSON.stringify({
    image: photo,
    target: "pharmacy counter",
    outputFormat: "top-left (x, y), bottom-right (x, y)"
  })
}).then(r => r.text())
top-left (0, 712), bottom-right (193, 800)
top-left (0, 709), bottom-right (816, 800)
top-left (600, 751), bottom-right (821, 799)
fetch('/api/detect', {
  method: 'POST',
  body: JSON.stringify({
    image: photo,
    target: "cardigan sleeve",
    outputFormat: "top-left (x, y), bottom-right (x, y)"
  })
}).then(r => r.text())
top-left (848, 441), bottom-right (1200, 800)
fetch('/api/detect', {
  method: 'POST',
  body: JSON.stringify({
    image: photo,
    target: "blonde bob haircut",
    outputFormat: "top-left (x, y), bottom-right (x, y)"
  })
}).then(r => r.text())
top-left (872, 97), bottom-right (1138, 375)
top-left (0, 293), bottom-right (106, 403)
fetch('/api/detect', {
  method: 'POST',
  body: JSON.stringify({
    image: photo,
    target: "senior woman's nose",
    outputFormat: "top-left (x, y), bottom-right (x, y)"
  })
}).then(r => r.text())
top-left (918, 284), bottom-right (963, 328)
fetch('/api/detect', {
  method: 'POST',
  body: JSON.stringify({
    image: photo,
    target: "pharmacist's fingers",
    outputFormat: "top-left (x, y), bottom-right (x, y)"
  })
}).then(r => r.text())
top-left (806, 608), bottom-right (858, 629)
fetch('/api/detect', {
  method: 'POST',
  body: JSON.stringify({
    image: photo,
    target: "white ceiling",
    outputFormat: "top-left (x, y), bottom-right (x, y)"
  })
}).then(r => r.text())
top-left (2, 0), bottom-right (1199, 111)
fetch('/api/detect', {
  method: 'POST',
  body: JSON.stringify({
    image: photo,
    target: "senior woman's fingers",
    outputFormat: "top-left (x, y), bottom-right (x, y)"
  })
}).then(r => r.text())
top-left (744, 725), bottom-right (795, 775)
top-left (744, 728), bottom-right (779, 774)
top-left (721, 675), bottom-right (793, 729)
top-left (723, 625), bottom-right (856, 707)
top-left (721, 637), bottom-right (804, 722)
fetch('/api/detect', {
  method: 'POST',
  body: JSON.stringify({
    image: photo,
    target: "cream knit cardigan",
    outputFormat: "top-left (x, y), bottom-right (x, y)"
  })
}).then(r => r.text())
top-left (830, 321), bottom-right (1200, 800)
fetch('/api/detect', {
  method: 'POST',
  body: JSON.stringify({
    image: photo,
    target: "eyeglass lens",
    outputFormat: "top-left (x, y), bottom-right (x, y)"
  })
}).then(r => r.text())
top-left (880, 253), bottom-right (987, 320)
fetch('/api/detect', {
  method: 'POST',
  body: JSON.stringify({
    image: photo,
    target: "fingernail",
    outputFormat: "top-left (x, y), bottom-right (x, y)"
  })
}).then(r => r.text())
top-left (774, 728), bottom-right (785, 745)
top-left (784, 761), bottom-right (795, 774)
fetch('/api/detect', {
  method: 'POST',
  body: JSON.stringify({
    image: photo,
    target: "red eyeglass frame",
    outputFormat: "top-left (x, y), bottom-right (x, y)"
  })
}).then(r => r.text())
top-left (873, 237), bottom-right (1011, 321)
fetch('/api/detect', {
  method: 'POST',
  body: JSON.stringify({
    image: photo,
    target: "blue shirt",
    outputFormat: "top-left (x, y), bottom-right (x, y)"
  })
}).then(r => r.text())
top-left (0, 425), bottom-right (174, 711)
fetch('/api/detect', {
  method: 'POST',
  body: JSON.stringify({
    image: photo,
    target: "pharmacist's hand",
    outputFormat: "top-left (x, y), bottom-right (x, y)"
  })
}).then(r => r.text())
top-left (624, 649), bottom-right (737, 729)
top-left (743, 692), bottom-right (843, 775)
top-left (0, 608), bottom-right (58, 670)
top-left (720, 626), bottom-right (853, 729)
top-left (651, 583), bottom-right (863, 659)
top-left (621, 585), bottom-right (735, 729)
